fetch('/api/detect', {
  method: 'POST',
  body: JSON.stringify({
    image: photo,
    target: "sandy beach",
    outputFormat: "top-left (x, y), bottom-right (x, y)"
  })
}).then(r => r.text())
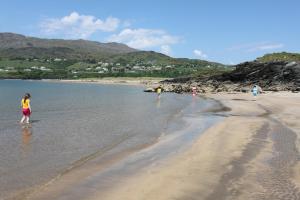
top-left (1, 1), bottom-right (299, 199)
top-left (25, 91), bottom-right (300, 200)
top-left (84, 91), bottom-right (300, 200)
top-left (42, 77), bottom-right (166, 86)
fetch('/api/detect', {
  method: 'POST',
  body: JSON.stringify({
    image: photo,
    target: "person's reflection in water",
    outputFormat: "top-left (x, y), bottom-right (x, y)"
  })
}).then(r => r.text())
top-left (156, 98), bottom-right (161, 108)
top-left (21, 126), bottom-right (32, 157)
top-left (192, 93), bottom-right (197, 108)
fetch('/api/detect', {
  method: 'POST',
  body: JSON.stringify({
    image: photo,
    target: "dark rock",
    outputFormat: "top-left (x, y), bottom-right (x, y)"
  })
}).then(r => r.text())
top-left (241, 88), bottom-right (249, 93)
top-left (144, 88), bottom-right (155, 92)
top-left (161, 61), bottom-right (300, 93)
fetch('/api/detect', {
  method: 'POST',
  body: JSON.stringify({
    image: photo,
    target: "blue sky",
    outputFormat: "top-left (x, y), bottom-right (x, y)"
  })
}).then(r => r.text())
top-left (1, 0), bottom-right (299, 64)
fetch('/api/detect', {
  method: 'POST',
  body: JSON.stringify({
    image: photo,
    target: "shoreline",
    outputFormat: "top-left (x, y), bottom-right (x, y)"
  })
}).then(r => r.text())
top-left (88, 91), bottom-right (300, 200)
top-left (41, 77), bottom-right (167, 86)
top-left (23, 94), bottom-right (224, 200)
top-left (11, 91), bottom-right (300, 200)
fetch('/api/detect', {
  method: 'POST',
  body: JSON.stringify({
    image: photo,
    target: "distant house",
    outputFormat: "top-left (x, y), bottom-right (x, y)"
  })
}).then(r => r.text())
top-left (102, 67), bottom-right (109, 72)
top-left (96, 67), bottom-right (109, 73)
top-left (153, 67), bottom-right (162, 71)
top-left (40, 66), bottom-right (52, 71)
top-left (24, 69), bottom-right (32, 72)
top-left (133, 66), bottom-right (142, 70)
top-left (127, 70), bottom-right (137, 73)
top-left (111, 67), bottom-right (125, 73)
top-left (54, 58), bottom-right (62, 62)
top-left (101, 63), bottom-right (109, 67)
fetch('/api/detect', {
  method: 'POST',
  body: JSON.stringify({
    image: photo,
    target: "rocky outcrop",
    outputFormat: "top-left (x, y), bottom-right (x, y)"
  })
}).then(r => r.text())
top-left (160, 61), bottom-right (300, 93)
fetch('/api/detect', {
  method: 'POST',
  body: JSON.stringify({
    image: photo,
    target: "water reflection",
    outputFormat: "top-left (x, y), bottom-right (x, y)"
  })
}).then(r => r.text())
top-left (21, 126), bottom-right (32, 156)
top-left (191, 94), bottom-right (197, 108)
top-left (156, 98), bottom-right (161, 108)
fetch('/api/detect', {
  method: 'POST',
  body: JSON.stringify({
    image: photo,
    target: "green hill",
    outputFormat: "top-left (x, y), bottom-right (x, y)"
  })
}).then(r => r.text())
top-left (0, 32), bottom-right (137, 60)
top-left (256, 52), bottom-right (300, 62)
top-left (0, 32), bottom-right (228, 79)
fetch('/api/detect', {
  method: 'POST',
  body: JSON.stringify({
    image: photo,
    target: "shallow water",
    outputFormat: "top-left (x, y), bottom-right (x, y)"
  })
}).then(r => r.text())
top-left (0, 80), bottom-right (220, 199)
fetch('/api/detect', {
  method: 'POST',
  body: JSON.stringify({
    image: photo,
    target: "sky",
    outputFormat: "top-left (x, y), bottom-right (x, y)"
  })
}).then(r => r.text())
top-left (0, 0), bottom-right (299, 64)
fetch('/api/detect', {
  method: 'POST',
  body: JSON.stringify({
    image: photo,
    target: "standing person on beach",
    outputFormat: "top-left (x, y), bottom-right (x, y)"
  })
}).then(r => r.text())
top-left (20, 93), bottom-right (31, 124)
top-left (252, 85), bottom-right (260, 97)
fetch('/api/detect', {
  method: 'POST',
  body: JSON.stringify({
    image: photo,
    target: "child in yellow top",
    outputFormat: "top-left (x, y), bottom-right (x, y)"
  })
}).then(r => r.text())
top-left (156, 86), bottom-right (162, 98)
top-left (20, 93), bottom-right (31, 124)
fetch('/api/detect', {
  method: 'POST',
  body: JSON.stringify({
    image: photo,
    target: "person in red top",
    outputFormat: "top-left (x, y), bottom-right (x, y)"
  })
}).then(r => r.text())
top-left (20, 93), bottom-right (31, 124)
top-left (192, 86), bottom-right (197, 96)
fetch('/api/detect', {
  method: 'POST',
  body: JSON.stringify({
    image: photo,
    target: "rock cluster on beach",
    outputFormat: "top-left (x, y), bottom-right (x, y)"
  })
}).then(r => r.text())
top-left (159, 61), bottom-right (300, 93)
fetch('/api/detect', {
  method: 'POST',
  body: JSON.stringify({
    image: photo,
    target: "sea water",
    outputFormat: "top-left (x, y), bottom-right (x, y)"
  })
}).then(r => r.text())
top-left (0, 80), bottom-right (222, 199)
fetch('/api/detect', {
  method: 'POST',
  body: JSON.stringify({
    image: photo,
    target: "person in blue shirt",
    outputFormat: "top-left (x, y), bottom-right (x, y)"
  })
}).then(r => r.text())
top-left (252, 85), bottom-right (259, 96)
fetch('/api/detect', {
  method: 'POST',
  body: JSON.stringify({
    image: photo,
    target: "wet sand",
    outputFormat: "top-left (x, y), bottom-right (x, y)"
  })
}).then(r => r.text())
top-left (26, 92), bottom-right (300, 200)
top-left (86, 92), bottom-right (300, 200)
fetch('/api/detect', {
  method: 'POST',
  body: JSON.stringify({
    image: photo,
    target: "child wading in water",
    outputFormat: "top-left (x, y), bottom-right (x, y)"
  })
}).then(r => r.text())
top-left (156, 86), bottom-right (162, 99)
top-left (20, 93), bottom-right (31, 124)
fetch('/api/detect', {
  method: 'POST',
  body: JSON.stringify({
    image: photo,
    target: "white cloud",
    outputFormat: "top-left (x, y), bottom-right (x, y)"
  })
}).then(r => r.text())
top-left (228, 60), bottom-right (236, 65)
top-left (248, 43), bottom-right (284, 52)
top-left (161, 45), bottom-right (172, 56)
top-left (122, 20), bottom-right (132, 28)
top-left (193, 49), bottom-right (208, 58)
top-left (107, 28), bottom-right (180, 49)
top-left (228, 42), bottom-right (284, 52)
top-left (40, 12), bottom-right (120, 39)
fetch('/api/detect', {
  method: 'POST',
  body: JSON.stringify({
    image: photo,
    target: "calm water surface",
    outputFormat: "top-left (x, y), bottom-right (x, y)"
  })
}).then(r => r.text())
top-left (0, 80), bottom-right (219, 199)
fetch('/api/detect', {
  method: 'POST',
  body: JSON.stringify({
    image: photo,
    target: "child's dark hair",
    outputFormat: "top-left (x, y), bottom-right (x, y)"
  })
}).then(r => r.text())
top-left (23, 93), bottom-right (31, 103)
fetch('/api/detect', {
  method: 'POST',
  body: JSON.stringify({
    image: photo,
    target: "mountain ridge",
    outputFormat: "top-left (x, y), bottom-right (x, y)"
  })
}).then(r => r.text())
top-left (0, 32), bottom-right (138, 59)
top-left (0, 32), bottom-right (228, 79)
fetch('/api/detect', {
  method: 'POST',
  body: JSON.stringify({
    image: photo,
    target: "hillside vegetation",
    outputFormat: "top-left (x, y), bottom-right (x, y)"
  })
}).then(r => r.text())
top-left (256, 52), bottom-right (300, 62)
top-left (0, 33), bottom-right (228, 79)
